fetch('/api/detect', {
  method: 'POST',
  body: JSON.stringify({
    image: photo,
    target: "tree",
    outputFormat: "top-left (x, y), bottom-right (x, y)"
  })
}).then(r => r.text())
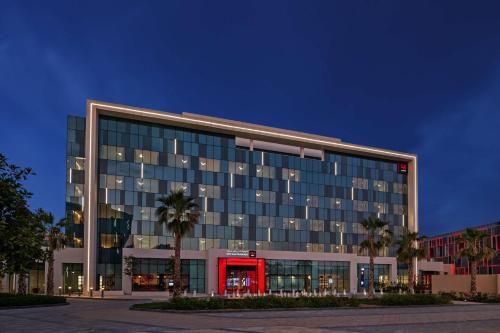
top-left (0, 153), bottom-right (44, 295)
top-left (394, 231), bottom-right (426, 294)
top-left (156, 189), bottom-right (199, 297)
top-left (456, 228), bottom-right (495, 295)
top-left (358, 217), bottom-right (392, 298)
top-left (37, 210), bottom-right (67, 295)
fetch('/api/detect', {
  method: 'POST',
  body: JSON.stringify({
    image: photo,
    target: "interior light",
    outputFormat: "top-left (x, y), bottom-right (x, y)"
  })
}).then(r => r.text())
top-left (200, 161), bottom-right (206, 166)
top-left (256, 192), bottom-right (262, 197)
top-left (238, 165), bottom-right (244, 170)
top-left (181, 159), bottom-right (188, 164)
top-left (200, 187), bottom-right (206, 191)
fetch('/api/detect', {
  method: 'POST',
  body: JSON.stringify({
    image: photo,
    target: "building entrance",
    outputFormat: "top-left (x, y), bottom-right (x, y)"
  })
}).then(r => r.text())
top-left (226, 266), bottom-right (256, 294)
top-left (218, 258), bottom-right (265, 295)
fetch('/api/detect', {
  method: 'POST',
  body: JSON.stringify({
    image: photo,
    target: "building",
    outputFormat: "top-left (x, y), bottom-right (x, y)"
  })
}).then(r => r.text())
top-left (421, 222), bottom-right (500, 275)
top-left (12, 100), bottom-right (419, 296)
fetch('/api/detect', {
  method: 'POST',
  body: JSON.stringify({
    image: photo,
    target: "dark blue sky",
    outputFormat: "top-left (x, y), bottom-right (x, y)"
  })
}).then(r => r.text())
top-left (1, 1), bottom-right (499, 236)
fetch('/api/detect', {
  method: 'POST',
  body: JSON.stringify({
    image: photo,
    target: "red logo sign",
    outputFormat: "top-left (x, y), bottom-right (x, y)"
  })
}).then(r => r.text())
top-left (249, 250), bottom-right (256, 258)
top-left (397, 163), bottom-right (408, 174)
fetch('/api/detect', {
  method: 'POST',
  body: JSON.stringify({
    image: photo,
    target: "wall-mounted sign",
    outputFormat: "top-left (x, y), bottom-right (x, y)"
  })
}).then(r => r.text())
top-left (226, 250), bottom-right (250, 257)
top-left (225, 250), bottom-right (257, 258)
top-left (397, 162), bottom-right (408, 175)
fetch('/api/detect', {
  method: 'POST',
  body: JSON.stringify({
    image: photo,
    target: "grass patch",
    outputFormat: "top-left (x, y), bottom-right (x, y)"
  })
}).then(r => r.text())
top-left (132, 294), bottom-right (452, 311)
top-left (0, 293), bottom-right (67, 308)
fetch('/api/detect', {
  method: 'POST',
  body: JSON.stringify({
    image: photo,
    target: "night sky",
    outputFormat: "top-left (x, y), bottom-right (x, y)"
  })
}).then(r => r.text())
top-left (1, 1), bottom-right (499, 236)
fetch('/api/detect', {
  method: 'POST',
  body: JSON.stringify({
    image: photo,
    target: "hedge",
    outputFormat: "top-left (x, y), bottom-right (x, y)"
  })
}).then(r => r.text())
top-left (0, 293), bottom-right (67, 307)
top-left (132, 294), bottom-right (452, 311)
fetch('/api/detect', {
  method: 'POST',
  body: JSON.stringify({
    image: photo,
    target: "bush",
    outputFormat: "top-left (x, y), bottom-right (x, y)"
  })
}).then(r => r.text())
top-left (369, 294), bottom-right (451, 306)
top-left (0, 293), bottom-right (67, 307)
top-left (133, 295), bottom-right (360, 311)
top-left (439, 292), bottom-right (500, 303)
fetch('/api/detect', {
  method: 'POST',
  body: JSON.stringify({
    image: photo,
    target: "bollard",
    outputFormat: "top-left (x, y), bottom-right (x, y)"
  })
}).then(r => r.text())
top-left (68, 286), bottom-right (72, 296)
top-left (101, 288), bottom-right (104, 298)
top-left (89, 287), bottom-right (93, 298)
top-left (58, 286), bottom-right (62, 296)
top-left (193, 290), bottom-right (197, 297)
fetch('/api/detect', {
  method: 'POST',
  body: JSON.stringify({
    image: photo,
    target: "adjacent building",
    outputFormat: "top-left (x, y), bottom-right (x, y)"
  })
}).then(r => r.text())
top-left (7, 100), bottom-right (420, 295)
top-left (421, 222), bottom-right (500, 275)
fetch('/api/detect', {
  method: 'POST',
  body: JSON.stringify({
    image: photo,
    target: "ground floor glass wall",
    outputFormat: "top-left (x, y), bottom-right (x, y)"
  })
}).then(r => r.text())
top-left (28, 262), bottom-right (45, 294)
top-left (357, 263), bottom-right (390, 291)
top-left (265, 260), bottom-right (349, 292)
top-left (63, 263), bottom-right (84, 294)
top-left (132, 258), bottom-right (205, 293)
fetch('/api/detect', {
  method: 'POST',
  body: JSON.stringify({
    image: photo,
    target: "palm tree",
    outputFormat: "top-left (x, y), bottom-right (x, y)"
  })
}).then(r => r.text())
top-left (394, 231), bottom-right (426, 294)
top-left (455, 228), bottom-right (495, 295)
top-left (37, 210), bottom-right (67, 295)
top-left (156, 189), bottom-right (199, 297)
top-left (359, 217), bottom-right (392, 298)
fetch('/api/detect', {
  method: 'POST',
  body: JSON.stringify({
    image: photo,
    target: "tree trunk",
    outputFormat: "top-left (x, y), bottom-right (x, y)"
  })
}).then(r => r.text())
top-left (17, 273), bottom-right (27, 295)
top-left (46, 252), bottom-right (54, 295)
top-left (173, 234), bottom-right (182, 297)
top-left (470, 260), bottom-right (478, 295)
top-left (368, 253), bottom-right (375, 298)
top-left (408, 260), bottom-right (414, 294)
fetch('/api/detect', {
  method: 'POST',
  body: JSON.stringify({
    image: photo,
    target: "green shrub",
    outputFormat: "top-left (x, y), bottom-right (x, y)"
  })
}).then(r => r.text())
top-left (438, 292), bottom-right (500, 303)
top-left (0, 294), bottom-right (67, 307)
top-left (370, 294), bottom-right (451, 306)
top-left (133, 295), bottom-right (360, 311)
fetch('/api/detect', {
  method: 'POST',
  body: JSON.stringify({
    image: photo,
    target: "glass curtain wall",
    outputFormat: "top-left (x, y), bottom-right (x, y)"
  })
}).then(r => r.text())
top-left (93, 114), bottom-right (408, 290)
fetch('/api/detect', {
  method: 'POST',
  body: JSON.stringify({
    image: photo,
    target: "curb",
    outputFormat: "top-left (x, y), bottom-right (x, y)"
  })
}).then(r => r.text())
top-left (0, 302), bottom-right (69, 310)
top-left (129, 303), bottom-right (459, 314)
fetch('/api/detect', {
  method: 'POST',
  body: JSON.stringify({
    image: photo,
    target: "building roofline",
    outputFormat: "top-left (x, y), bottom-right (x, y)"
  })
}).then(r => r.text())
top-left (87, 99), bottom-right (417, 162)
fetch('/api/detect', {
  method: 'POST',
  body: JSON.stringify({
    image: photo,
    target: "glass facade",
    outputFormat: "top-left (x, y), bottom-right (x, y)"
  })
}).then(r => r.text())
top-left (357, 263), bottom-right (391, 291)
top-left (266, 259), bottom-right (349, 292)
top-left (131, 258), bottom-right (205, 292)
top-left (66, 116), bottom-right (86, 248)
top-left (66, 110), bottom-right (410, 292)
top-left (62, 263), bottom-right (84, 294)
top-left (28, 262), bottom-right (45, 294)
top-left (421, 222), bottom-right (500, 275)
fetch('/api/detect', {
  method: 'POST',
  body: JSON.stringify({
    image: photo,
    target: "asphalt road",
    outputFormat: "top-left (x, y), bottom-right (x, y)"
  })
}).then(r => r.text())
top-left (0, 298), bottom-right (499, 332)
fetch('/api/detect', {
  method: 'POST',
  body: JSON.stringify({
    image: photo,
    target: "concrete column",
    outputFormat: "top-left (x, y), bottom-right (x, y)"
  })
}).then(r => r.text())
top-left (84, 101), bottom-right (98, 295)
top-left (349, 258), bottom-right (358, 294)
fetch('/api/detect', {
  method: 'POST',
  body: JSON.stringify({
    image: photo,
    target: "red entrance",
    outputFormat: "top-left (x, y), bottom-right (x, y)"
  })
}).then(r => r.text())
top-left (218, 258), bottom-right (265, 295)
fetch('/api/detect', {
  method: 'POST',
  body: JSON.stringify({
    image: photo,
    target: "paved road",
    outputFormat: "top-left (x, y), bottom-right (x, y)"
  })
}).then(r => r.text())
top-left (0, 298), bottom-right (499, 333)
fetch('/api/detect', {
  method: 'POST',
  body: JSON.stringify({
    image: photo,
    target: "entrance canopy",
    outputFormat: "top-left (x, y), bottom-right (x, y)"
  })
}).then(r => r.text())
top-left (218, 258), bottom-right (265, 295)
